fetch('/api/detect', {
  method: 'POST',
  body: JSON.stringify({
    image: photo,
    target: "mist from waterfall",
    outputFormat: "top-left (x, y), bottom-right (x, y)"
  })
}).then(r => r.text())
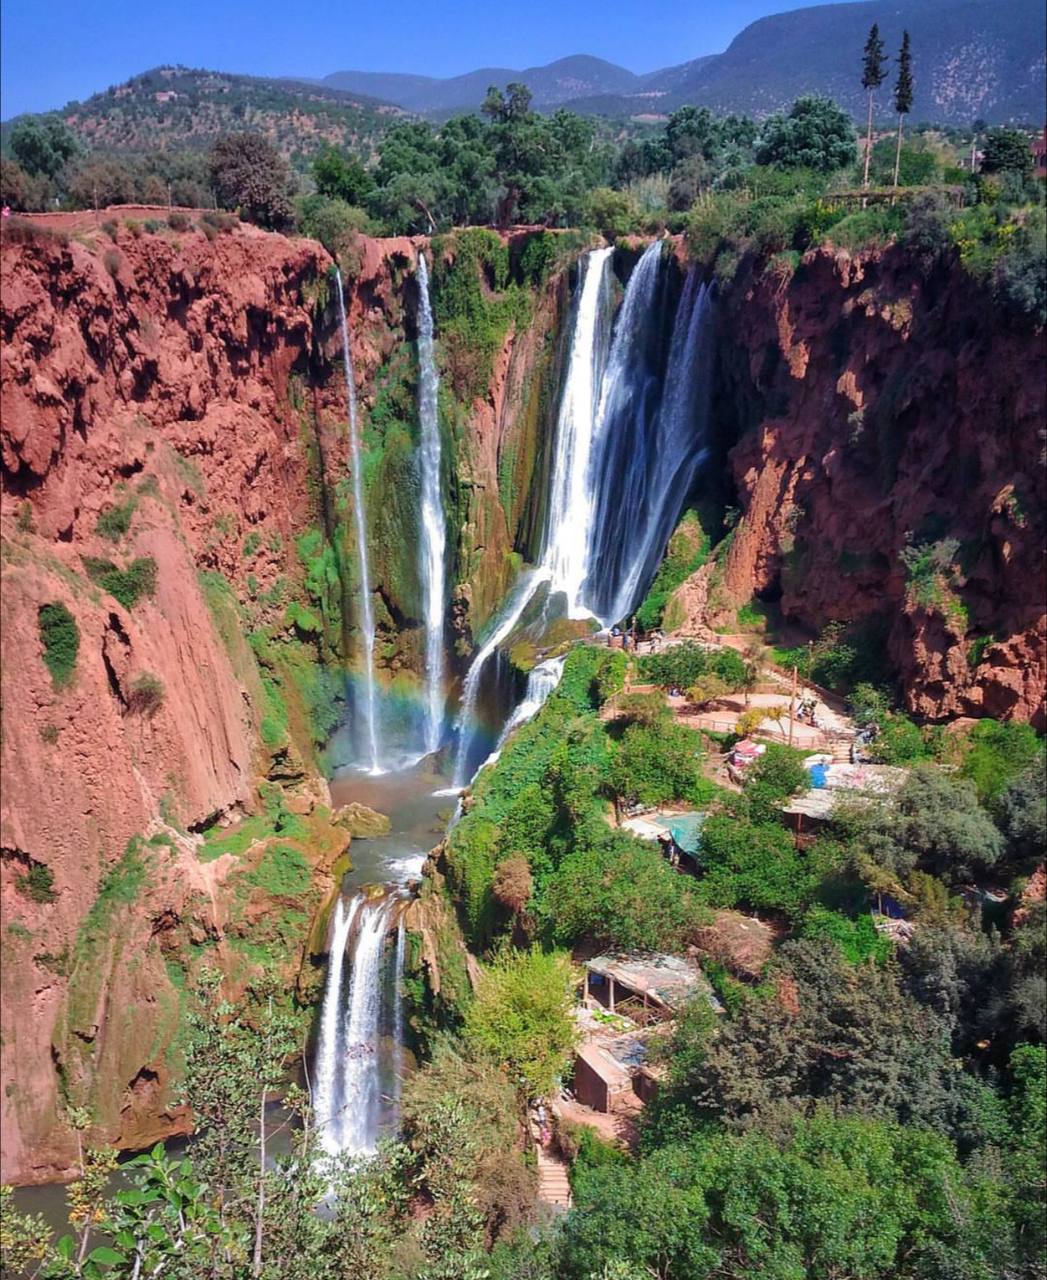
top-left (451, 247), bottom-right (613, 786)
top-left (415, 253), bottom-right (447, 757)
top-left (334, 270), bottom-right (382, 774)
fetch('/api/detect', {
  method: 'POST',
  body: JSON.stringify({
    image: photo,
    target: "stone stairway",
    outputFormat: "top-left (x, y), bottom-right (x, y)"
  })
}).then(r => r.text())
top-left (536, 1143), bottom-right (572, 1210)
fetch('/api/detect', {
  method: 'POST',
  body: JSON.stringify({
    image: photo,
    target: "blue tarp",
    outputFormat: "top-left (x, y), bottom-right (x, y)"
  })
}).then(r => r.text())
top-left (666, 812), bottom-right (706, 855)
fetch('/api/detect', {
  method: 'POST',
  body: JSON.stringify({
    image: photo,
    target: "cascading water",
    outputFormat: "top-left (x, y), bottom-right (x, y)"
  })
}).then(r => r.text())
top-left (451, 248), bottom-right (614, 785)
top-left (604, 272), bottom-right (715, 624)
top-left (415, 253), bottom-right (447, 757)
top-left (314, 890), bottom-right (401, 1160)
top-left (583, 239), bottom-right (668, 622)
top-left (338, 894), bottom-right (396, 1154)
top-left (313, 895), bottom-right (361, 1157)
top-left (470, 655), bottom-right (567, 779)
top-left (334, 270), bottom-right (382, 774)
top-left (544, 246), bottom-right (614, 616)
top-left (450, 568), bottom-right (550, 787)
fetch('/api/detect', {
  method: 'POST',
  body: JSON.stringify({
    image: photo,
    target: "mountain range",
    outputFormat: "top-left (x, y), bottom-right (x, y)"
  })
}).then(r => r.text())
top-left (318, 0), bottom-right (1045, 124)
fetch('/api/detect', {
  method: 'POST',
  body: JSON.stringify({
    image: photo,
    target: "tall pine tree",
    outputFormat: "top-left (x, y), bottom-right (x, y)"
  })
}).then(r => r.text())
top-left (861, 23), bottom-right (887, 188)
top-left (893, 32), bottom-right (914, 186)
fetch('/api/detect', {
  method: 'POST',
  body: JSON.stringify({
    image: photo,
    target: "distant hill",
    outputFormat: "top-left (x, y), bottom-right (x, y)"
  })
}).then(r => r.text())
top-left (320, 55), bottom-right (642, 115)
top-left (642, 0), bottom-right (1046, 123)
top-left (319, 0), bottom-right (1045, 125)
top-left (33, 66), bottom-right (403, 162)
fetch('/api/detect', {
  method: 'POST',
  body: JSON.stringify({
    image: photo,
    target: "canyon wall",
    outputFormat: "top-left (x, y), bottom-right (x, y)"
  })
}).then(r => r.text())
top-left (686, 244), bottom-right (1045, 726)
top-left (0, 218), bottom-right (565, 1181)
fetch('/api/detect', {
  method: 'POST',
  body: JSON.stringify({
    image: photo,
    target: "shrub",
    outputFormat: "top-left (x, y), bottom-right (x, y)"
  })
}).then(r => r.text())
top-left (613, 692), bottom-right (670, 728)
top-left (95, 497), bottom-right (137, 541)
top-left (201, 210), bottom-right (237, 232)
top-left (83, 555), bottom-right (157, 609)
top-left (167, 211), bottom-right (190, 232)
top-left (610, 720), bottom-right (704, 807)
top-left (545, 836), bottom-right (700, 951)
top-left (127, 672), bottom-right (165, 716)
top-left (16, 862), bottom-right (56, 904)
top-left (248, 843), bottom-right (311, 896)
top-left (103, 248), bottom-right (123, 278)
top-left (125, 219), bottom-right (143, 239)
top-left (960, 719), bottom-right (1043, 805)
top-left (697, 814), bottom-right (814, 917)
top-left (801, 906), bottom-right (889, 965)
top-left (16, 501), bottom-right (34, 533)
top-left (101, 220), bottom-right (118, 241)
top-left (745, 744), bottom-right (808, 820)
top-left (38, 602), bottom-right (79, 687)
top-left (143, 218), bottom-right (163, 234)
top-left (464, 948), bottom-right (577, 1097)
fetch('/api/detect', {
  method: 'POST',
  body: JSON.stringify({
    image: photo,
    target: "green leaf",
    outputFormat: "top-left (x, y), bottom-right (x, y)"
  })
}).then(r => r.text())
top-left (57, 1234), bottom-right (76, 1260)
top-left (88, 1245), bottom-right (126, 1265)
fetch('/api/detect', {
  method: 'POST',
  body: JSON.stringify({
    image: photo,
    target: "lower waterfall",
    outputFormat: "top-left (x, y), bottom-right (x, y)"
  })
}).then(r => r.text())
top-left (313, 889), bottom-right (404, 1159)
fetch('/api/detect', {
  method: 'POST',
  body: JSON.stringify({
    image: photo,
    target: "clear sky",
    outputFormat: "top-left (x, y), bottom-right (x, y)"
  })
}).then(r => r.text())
top-left (1, 0), bottom-right (840, 119)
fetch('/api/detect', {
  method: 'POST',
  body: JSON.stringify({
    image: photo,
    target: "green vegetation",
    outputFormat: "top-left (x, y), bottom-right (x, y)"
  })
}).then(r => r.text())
top-left (15, 861), bottom-right (56, 904)
top-left (248, 843), bottom-right (311, 896)
top-left (464, 948), bottom-right (576, 1096)
top-left (37, 601), bottom-right (80, 687)
top-left (95, 496), bottom-right (137, 541)
top-left (634, 510), bottom-right (710, 631)
top-left (82, 555), bottom-right (157, 609)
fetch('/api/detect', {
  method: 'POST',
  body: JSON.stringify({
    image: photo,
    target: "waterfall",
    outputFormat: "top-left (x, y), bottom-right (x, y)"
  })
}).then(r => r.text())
top-left (582, 239), bottom-right (668, 624)
top-left (415, 253), bottom-right (447, 757)
top-left (334, 270), bottom-right (382, 774)
top-left (392, 914), bottom-right (406, 1106)
top-left (313, 895), bottom-right (361, 1157)
top-left (497, 656), bottom-right (567, 747)
top-left (450, 567), bottom-right (550, 787)
top-left (605, 273), bottom-right (715, 624)
top-left (451, 248), bottom-right (613, 786)
top-left (544, 246), bottom-right (614, 617)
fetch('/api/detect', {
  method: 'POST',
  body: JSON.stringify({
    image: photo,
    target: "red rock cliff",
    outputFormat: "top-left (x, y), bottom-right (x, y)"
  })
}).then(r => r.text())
top-left (692, 245), bottom-right (1046, 726)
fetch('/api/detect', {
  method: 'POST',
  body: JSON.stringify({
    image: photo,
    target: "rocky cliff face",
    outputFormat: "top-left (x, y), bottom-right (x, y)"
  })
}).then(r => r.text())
top-left (687, 245), bottom-right (1045, 726)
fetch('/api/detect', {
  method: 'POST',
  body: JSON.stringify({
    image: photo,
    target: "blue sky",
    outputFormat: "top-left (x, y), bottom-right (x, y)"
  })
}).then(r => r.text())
top-left (2, 0), bottom-right (834, 118)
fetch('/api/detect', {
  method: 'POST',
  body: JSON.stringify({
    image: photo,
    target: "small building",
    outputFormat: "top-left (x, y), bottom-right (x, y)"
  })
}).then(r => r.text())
top-left (583, 951), bottom-right (720, 1020)
top-left (574, 953), bottom-right (722, 1114)
top-left (1032, 128), bottom-right (1047, 179)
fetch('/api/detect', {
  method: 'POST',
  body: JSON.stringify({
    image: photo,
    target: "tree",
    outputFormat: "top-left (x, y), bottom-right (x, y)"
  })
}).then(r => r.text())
top-left (892, 31), bottom-right (914, 187)
top-left (545, 834), bottom-right (699, 951)
top-left (757, 97), bottom-right (857, 174)
top-left (464, 948), bottom-right (577, 1098)
top-left (861, 24), bottom-right (888, 188)
top-left (9, 112), bottom-right (80, 179)
top-left (311, 145), bottom-right (374, 206)
top-left (609, 720), bottom-right (703, 807)
top-left (981, 128), bottom-right (1034, 177)
top-left (208, 133), bottom-right (295, 230)
top-left (863, 765), bottom-right (1004, 883)
top-left (68, 159), bottom-right (136, 210)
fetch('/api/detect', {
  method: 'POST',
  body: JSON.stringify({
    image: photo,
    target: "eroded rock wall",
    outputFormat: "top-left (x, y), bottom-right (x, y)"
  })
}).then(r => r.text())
top-left (691, 245), bottom-right (1046, 725)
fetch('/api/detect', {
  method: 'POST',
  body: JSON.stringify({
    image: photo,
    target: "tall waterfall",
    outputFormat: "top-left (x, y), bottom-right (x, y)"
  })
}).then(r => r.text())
top-left (334, 271), bottom-right (382, 774)
top-left (313, 890), bottom-right (401, 1159)
top-left (452, 241), bottom-right (715, 786)
top-left (583, 239), bottom-right (667, 623)
top-left (451, 249), bottom-right (613, 786)
top-left (544, 246), bottom-right (614, 617)
top-left (604, 272), bottom-right (714, 624)
top-left (415, 253), bottom-right (447, 757)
